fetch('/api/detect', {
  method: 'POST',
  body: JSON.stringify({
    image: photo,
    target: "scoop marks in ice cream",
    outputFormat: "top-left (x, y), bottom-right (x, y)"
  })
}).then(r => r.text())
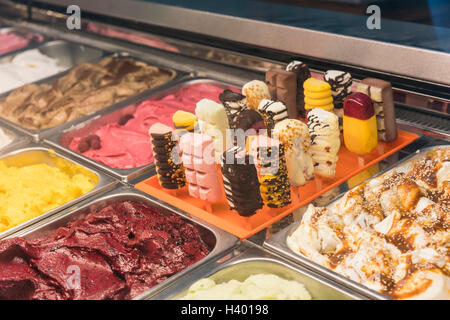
top-left (69, 82), bottom-right (235, 169)
top-left (0, 57), bottom-right (176, 130)
top-left (181, 274), bottom-right (311, 300)
top-left (0, 160), bottom-right (95, 233)
top-left (0, 201), bottom-right (209, 299)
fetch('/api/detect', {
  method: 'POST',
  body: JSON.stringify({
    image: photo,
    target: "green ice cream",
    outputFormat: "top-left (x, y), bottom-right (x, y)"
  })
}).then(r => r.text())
top-left (181, 274), bottom-right (312, 300)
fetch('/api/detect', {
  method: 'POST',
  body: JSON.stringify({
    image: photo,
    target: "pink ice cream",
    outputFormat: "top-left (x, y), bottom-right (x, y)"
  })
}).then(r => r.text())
top-left (69, 82), bottom-right (236, 169)
top-left (180, 133), bottom-right (222, 202)
top-left (0, 31), bottom-right (43, 55)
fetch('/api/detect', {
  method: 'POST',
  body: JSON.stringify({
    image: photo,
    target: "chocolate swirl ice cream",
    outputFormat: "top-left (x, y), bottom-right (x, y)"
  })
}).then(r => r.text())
top-left (0, 57), bottom-right (175, 130)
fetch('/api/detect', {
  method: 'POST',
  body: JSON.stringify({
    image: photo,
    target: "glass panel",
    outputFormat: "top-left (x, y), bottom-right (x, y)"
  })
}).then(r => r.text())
top-left (139, 0), bottom-right (450, 53)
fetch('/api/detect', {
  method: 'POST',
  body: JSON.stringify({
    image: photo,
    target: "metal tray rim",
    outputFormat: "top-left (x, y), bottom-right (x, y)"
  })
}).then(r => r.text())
top-left (263, 144), bottom-right (450, 300)
top-left (0, 142), bottom-right (117, 240)
top-left (0, 120), bottom-right (30, 154)
top-left (144, 244), bottom-right (365, 300)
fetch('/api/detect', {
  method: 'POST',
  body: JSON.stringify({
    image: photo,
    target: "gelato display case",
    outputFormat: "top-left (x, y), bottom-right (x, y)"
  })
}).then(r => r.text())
top-left (0, 0), bottom-right (448, 301)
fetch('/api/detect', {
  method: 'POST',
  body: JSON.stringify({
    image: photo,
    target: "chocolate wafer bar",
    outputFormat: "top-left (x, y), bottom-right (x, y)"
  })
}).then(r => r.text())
top-left (357, 78), bottom-right (397, 142)
top-left (221, 146), bottom-right (263, 217)
top-left (266, 69), bottom-right (298, 119)
top-left (149, 123), bottom-right (186, 189)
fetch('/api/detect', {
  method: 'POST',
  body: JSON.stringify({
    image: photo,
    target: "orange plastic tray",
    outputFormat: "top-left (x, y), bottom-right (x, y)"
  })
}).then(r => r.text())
top-left (136, 130), bottom-right (418, 239)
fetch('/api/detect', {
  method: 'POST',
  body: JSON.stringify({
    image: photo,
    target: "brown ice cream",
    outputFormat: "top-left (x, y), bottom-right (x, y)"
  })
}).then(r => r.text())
top-left (0, 57), bottom-right (176, 130)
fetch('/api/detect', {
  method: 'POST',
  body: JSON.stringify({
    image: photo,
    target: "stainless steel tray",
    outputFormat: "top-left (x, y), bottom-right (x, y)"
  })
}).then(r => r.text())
top-left (0, 50), bottom-right (187, 142)
top-left (44, 78), bottom-right (237, 182)
top-left (0, 121), bottom-right (30, 155)
top-left (0, 142), bottom-right (117, 240)
top-left (264, 144), bottom-right (450, 300)
top-left (0, 26), bottom-right (47, 58)
top-left (0, 40), bottom-right (106, 95)
top-left (8, 185), bottom-right (240, 300)
top-left (144, 244), bottom-right (365, 300)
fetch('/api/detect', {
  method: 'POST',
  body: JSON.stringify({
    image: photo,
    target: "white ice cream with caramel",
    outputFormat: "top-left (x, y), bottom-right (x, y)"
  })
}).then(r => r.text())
top-left (287, 147), bottom-right (450, 299)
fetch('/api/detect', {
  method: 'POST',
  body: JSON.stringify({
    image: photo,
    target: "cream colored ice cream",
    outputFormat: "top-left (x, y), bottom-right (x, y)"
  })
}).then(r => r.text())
top-left (0, 49), bottom-right (64, 94)
top-left (0, 128), bottom-right (12, 150)
top-left (287, 147), bottom-right (450, 300)
top-left (181, 274), bottom-right (311, 300)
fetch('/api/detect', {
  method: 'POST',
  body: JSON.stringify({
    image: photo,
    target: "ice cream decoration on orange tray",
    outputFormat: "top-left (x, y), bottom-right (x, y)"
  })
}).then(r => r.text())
top-left (149, 123), bottom-right (186, 189)
top-left (219, 89), bottom-right (248, 129)
top-left (257, 99), bottom-right (289, 136)
top-left (172, 110), bottom-right (197, 133)
top-left (266, 69), bottom-right (298, 119)
top-left (242, 80), bottom-right (271, 111)
top-left (324, 70), bottom-right (352, 119)
top-left (273, 119), bottom-right (314, 186)
top-left (343, 92), bottom-right (378, 155)
top-left (250, 135), bottom-right (291, 208)
top-left (306, 108), bottom-right (340, 178)
top-left (356, 78), bottom-right (397, 142)
top-left (303, 78), bottom-right (334, 112)
top-left (195, 98), bottom-right (230, 162)
top-left (285, 60), bottom-right (311, 117)
top-left (221, 146), bottom-right (263, 217)
top-left (180, 133), bottom-right (222, 203)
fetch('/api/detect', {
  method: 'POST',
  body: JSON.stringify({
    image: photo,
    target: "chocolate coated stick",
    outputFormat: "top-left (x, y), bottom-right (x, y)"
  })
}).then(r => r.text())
top-left (266, 69), bottom-right (298, 119)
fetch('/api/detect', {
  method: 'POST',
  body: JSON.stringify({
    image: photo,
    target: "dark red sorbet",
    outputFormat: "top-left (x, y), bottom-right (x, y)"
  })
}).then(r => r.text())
top-left (0, 201), bottom-right (209, 300)
top-left (343, 92), bottom-right (374, 120)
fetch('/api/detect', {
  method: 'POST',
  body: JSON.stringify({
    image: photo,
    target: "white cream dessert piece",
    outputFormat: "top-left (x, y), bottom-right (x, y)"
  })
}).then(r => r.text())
top-left (242, 80), bottom-right (270, 110)
top-left (287, 147), bottom-right (450, 300)
top-left (306, 108), bottom-right (340, 178)
top-left (324, 70), bottom-right (352, 117)
top-left (195, 98), bottom-right (230, 162)
top-left (273, 119), bottom-right (314, 186)
top-left (0, 128), bottom-right (12, 149)
top-left (0, 49), bottom-right (64, 94)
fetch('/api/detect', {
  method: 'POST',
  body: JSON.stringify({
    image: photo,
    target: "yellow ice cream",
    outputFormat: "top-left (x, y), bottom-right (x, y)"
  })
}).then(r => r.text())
top-left (181, 274), bottom-right (312, 300)
top-left (0, 161), bottom-right (96, 233)
top-left (303, 78), bottom-right (334, 111)
top-left (343, 115), bottom-right (378, 155)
